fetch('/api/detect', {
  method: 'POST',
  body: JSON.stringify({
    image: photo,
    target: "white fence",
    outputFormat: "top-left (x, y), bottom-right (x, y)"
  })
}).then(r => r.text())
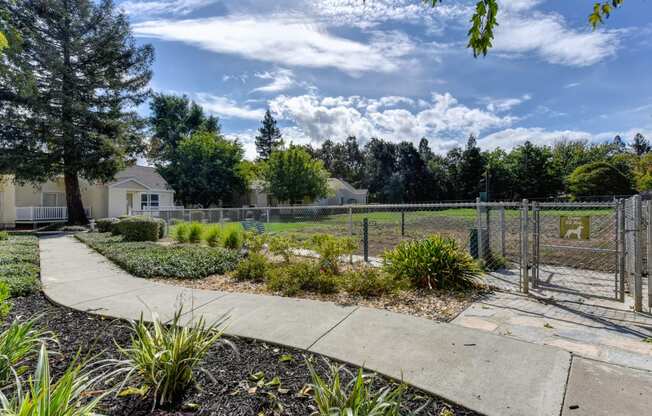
top-left (16, 206), bottom-right (92, 222)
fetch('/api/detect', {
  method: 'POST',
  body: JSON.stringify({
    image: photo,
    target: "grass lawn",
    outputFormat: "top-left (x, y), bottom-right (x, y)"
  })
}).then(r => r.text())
top-left (77, 232), bottom-right (240, 279)
top-left (0, 235), bottom-right (40, 297)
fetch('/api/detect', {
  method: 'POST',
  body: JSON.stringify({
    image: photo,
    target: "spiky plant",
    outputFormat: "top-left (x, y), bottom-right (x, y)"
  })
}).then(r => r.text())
top-left (0, 318), bottom-right (54, 387)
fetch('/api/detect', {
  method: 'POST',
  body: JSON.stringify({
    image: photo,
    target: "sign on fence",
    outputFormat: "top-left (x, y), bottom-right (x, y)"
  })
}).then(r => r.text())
top-left (560, 216), bottom-right (590, 240)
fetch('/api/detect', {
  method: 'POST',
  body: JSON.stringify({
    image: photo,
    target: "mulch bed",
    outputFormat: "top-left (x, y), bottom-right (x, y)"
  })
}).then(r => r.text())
top-left (154, 274), bottom-right (486, 322)
top-left (5, 293), bottom-right (480, 416)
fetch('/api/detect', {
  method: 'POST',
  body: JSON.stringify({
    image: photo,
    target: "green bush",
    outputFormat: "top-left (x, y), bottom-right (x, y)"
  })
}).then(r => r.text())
top-left (0, 282), bottom-right (10, 319)
top-left (114, 216), bottom-right (160, 242)
top-left (188, 222), bottom-right (203, 244)
top-left (0, 231), bottom-right (9, 241)
top-left (243, 231), bottom-right (267, 254)
top-left (172, 222), bottom-right (190, 243)
top-left (222, 227), bottom-right (243, 250)
top-left (340, 267), bottom-right (406, 298)
top-left (266, 262), bottom-right (337, 296)
top-left (77, 233), bottom-right (240, 279)
top-left (0, 318), bottom-right (52, 387)
top-left (156, 218), bottom-right (168, 239)
top-left (0, 236), bottom-right (40, 297)
top-left (268, 235), bottom-right (295, 263)
top-left (0, 344), bottom-right (110, 415)
top-left (204, 225), bottom-right (222, 247)
top-left (308, 234), bottom-right (357, 275)
top-left (308, 359), bottom-right (406, 416)
top-left (234, 253), bottom-right (269, 282)
top-left (115, 309), bottom-right (232, 407)
top-left (383, 235), bottom-right (480, 290)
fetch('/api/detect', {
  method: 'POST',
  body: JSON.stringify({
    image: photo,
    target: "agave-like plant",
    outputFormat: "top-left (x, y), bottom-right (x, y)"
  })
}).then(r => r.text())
top-left (0, 318), bottom-right (54, 387)
top-left (307, 359), bottom-right (407, 416)
top-left (113, 308), bottom-right (233, 408)
top-left (0, 344), bottom-right (112, 416)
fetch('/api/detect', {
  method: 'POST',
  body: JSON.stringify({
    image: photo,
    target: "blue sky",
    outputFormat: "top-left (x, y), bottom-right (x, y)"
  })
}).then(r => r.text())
top-left (117, 0), bottom-right (652, 159)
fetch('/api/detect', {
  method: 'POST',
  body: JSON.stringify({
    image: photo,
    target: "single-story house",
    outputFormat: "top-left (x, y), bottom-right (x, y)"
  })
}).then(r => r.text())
top-left (243, 178), bottom-right (368, 207)
top-left (0, 165), bottom-right (175, 228)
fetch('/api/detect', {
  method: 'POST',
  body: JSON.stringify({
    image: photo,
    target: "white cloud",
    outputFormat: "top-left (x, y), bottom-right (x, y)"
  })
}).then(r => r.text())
top-left (119, 0), bottom-right (216, 16)
top-left (478, 127), bottom-right (594, 150)
top-left (268, 92), bottom-right (513, 143)
top-left (564, 82), bottom-right (581, 89)
top-left (493, 11), bottom-right (620, 66)
top-left (133, 15), bottom-right (414, 74)
top-left (251, 68), bottom-right (296, 93)
top-left (498, 0), bottom-right (544, 12)
top-left (484, 94), bottom-right (532, 113)
top-left (195, 94), bottom-right (265, 120)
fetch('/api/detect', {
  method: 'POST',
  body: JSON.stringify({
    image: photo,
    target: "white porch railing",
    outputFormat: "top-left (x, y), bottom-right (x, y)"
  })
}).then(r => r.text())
top-left (16, 206), bottom-right (92, 222)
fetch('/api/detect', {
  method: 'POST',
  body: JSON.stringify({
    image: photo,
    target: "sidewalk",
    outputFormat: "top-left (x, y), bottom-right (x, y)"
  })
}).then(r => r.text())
top-left (38, 235), bottom-right (651, 416)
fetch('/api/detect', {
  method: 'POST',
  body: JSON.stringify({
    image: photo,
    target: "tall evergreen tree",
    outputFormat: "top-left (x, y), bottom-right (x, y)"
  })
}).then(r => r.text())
top-left (0, 0), bottom-right (152, 224)
top-left (418, 137), bottom-right (434, 162)
top-left (255, 109), bottom-right (283, 160)
top-left (457, 135), bottom-right (486, 200)
top-left (632, 133), bottom-right (650, 155)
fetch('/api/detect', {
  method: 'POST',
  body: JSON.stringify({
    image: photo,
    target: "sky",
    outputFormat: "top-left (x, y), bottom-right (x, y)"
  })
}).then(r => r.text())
top-left (116, 0), bottom-right (652, 160)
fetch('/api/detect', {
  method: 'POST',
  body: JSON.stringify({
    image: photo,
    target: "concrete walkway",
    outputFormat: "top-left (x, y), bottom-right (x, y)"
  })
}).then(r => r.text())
top-left (38, 236), bottom-right (651, 416)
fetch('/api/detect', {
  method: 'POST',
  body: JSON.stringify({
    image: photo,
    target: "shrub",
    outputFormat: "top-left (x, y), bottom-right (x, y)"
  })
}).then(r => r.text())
top-left (340, 267), bottom-right (406, 298)
top-left (0, 318), bottom-right (52, 386)
top-left (308, 234), bottom-right (357, 275)
top-left (222, 227), bottom-right (243, 250)
top-left (115, 309), bottom-right (233, 408)
top-left (188, 222), bottom-right (203, 244)
top-left (77, 233), bottom-right (240, 279)
top-left (60, 225), bottom-right (88, 232)
top-left (114, 216), bottom-right (160, 242)
top-left (0, 236), bottom-right (40, 297)
top-left (156, 218), bottom-right (168, 239)
top-left (308, 359), bottom-right (406, 416)
top-left (0, 282), bottom-right (10, 319)
top-left (234, 252), bottom-right (269, 282)
top-left (266, 262), bottom-right (337, 296)
top-left (0, 344), bottom-right (110, 415)
top-left (243, 231), bottom-right (267, 254)
top-left (172, 222), bottom-right (190, 243)
top-left (0, 231), bottom-right (9, 241)
top-left (204, 225), bottom-right (222, 247)
top-left (383, 235), bottom-right (480, 290)
top-left (268, 235), bottom-right (295, 263)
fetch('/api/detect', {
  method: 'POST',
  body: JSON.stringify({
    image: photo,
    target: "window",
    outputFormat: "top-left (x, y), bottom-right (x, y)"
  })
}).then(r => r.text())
top-left (141, 193), bottom-right (160, 209)
top-left (42, 192), bottom-right (65, 207)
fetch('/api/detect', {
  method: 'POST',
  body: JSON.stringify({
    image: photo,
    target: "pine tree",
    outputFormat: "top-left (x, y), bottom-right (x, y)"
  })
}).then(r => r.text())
top-left (632, 133), bottom-right (651, 156)
top-left (255, 110), bottom-right (283, 160)
top-left (0, 0), bottom-right (152, 224)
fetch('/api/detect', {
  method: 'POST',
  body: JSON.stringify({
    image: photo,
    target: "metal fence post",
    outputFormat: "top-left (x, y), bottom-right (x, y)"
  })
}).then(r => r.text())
top-left (617, 199), bottom-right (626, 302)
top-left (532, 201), bottom-right (539, 288)
top-left (521, 199), bottom-right (529, 294)
top-left (348, 206), bottom-right (353, 237)
top-left (219, 208), bottom-right (224, 226)
top-left (499, 207), bottom-right (506, 258)
top-left (476, 197), bottom-right (484, 260)
top-left (401, 211), bottom-right (405, 237)
top-left (634, 195), bottom-right (643, 312)
top-left (363, 217), bottom-right (369, 262)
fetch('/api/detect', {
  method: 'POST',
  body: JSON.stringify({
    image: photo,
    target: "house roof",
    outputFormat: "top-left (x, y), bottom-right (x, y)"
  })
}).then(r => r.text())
top-left (328, 178), bottom-right (368, 195)
top-left (110, 165), bottom-right (172, 191)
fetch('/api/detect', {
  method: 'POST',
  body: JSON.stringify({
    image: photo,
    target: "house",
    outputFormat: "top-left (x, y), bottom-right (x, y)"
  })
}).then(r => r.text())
top-left (0, 165), bottom-right (175, 228)
top-left (243, 178), bottom-right (368, 207)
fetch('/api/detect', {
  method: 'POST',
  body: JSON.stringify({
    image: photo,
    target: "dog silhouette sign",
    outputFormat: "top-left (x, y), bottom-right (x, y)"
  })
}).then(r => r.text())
top-left (560, 216), bottom-right (590, 240)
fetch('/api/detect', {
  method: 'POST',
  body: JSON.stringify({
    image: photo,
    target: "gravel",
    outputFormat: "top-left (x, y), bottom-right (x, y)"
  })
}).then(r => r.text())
top-left (4, 293), bottom-right (480, 416)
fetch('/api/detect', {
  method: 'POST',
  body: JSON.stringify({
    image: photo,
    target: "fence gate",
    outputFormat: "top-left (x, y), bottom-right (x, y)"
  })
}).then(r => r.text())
top-left (529, 201), bottom-right (623, 301)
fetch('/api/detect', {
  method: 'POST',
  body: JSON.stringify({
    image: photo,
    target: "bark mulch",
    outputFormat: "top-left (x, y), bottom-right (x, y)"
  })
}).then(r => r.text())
top-left (4, 293), bottom-right (480, 416)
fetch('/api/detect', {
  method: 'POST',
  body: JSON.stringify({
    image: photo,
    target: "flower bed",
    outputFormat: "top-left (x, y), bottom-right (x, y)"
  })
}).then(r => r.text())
top-left (76, 232), bottom-right (240, 279)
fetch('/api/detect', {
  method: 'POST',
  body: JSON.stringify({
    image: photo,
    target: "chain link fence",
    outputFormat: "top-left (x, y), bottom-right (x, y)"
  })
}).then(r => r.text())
top-left (132, 197), bottom-right (652, 312)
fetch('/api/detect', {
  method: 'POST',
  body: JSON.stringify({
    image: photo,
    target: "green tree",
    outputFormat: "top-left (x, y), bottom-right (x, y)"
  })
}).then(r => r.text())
top-left (635, 153), bottom-right (652, 191)
top-left (315, 136), bottom-right (364, 188)
top-left (362, 138), bottom-right (398, 202)
top-left (263, 146), bottom-right (329, 204)
top-left (158, 131), bottom-right (246, 207)
top-left (386, 142), bottom-right (434, 203)
top-left (505, 141), bottom-right (560, 199)
top-left (0, 0), bottom-right (152, 224)
top-left (567, 161), bottom-right (635, 197)
top-left (149, 93), bottom-right (219, 163)
top-left (255, 110), bottom-right (283, 160)
top-left (631, 133), bottom-right (650, 155)
top-left (457, 135), bottom-right (486, 200)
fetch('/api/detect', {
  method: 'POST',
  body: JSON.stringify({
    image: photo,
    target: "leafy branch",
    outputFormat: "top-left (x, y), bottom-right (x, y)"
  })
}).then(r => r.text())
top-left (589, 0), bottom-right (625, 28)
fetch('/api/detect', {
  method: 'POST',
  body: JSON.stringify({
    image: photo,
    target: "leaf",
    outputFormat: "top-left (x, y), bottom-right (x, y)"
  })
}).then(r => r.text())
top-left (279, 353), bottom-right (294, 363)
top-left (117, 385), bottom-right (149, 397)
top-left (250, 371), bottom-right (265, 381)
top-left (265, 376), bottom-right (282, 387)
top-left (544, 323), bottom-right (554, 329)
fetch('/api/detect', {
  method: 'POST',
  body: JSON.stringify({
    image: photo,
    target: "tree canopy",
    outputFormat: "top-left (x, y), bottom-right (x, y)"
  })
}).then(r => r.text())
top-left (255, 110), bottom-right (284, 160)
top-left (158, 131), bottom-right (247, 207)
top-left (263, 146), bottom-right (330, 204)
top-left (567, 161), bottom-right (634, 197)
top-left (0, 0), bottom-right (152, 224)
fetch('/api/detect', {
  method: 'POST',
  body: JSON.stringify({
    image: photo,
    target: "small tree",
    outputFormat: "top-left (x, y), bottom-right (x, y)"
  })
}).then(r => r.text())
top-left (158, 131), bottom-right (247, 207)
top-left (567, 161), bottom-right (634, 197)
top-left (255, 110), bottom-right (283, 160)
top-left (263, 146), bottom-right (329, 204)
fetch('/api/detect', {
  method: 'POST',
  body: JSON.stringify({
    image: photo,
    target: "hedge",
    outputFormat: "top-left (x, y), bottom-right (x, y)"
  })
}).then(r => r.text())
top-left (114, 216), bottom-right (160, 242)
top-left (0, 236), bottom-right (40, 297)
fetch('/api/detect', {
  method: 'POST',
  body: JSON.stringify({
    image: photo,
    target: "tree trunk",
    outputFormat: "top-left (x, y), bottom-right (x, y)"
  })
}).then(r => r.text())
top-left (64, 172), bottom-right (88, 225)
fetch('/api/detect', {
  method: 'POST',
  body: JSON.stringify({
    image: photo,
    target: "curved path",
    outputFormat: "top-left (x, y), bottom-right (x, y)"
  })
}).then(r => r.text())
top-left (39, 235), bottom-right (571, 416)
